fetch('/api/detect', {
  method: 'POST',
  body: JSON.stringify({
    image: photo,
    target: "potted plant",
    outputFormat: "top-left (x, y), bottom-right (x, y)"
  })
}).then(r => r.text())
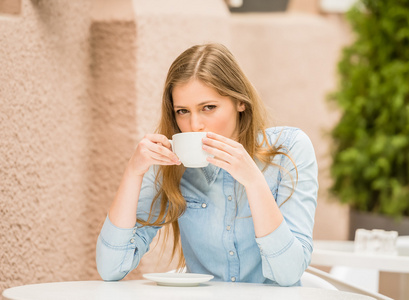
top-left (329, 0), bottom-right (409, 239)
top-left (227, 0), bottom-right (289, 12)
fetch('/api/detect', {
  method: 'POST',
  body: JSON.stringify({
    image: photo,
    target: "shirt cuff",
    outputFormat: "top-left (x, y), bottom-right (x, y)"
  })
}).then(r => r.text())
top-left (100, 214), bottom-right (137, 247)
top-left (255, 220), bottom-right (294, 257)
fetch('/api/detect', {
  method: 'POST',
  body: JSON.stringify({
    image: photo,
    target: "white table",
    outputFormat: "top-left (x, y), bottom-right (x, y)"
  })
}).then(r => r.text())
top-left (312, 239), bottom-right (409, 273)
top-left (3, 279), bottom-right (376, 300)
top-left (311, 238), bottom-right (409, 299)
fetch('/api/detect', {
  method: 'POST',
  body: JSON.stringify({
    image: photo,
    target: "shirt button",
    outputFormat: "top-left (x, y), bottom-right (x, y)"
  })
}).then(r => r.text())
top-left (231, 277), bottom-right (236, 282)
top-left (226, 225), bottom-right (231, 231)
top-left (130, 238), bottom-right (135, 244)
top-left (132, 229), bottom-right (136, 234)
top-left (227, 195), bottom-right (232, 201)
top-left (229, 251), bottom-right (234, 256)
top-left (201, 203), bottom-right (207, 208)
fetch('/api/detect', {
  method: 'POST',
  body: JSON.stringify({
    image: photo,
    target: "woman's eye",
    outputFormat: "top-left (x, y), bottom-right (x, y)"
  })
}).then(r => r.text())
top-left (203, 105), bottom-right (216, 111)
top-left (176, 109), bottom-right (188, 115)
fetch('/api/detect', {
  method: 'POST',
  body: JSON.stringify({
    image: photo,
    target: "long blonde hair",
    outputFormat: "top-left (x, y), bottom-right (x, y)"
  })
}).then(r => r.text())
top-left (137, 43), bottom-right (296, 269)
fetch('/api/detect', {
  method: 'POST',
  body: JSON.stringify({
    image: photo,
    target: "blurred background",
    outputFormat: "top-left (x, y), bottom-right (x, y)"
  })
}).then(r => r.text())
top-left (1, 0), bottom-right (406, 299)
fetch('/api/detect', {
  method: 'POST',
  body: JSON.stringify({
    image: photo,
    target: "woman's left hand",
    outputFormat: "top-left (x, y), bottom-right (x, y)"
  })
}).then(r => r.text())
top-left (202, 132), bottom-right (262, 187)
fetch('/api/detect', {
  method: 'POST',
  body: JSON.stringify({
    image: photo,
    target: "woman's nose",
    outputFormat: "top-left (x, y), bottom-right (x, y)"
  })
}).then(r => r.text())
top-left (190, 113), bottom-right (205, 132)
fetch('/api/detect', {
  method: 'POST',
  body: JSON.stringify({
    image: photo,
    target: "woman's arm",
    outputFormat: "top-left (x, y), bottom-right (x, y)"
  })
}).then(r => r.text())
top-left (255, 130), bottom-right (318, 286)
top-left (96, 134), bottom-right (180, 280)
top-left (109, 134), bottom-right (180, 228)
top-left (244, 172), bottom-right (284, 237)
top-left (108, 168), bottom-right (143, 228)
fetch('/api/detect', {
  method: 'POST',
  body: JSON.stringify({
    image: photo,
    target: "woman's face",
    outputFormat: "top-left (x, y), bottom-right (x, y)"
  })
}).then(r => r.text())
top-left (172, 79), bottom-right (245, 140)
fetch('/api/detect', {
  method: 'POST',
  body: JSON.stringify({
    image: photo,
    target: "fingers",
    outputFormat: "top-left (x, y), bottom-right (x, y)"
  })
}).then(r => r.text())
top-left (151, 145), bottom-right (180, 165)
top-left (203, 137), bottom-right (232, 154)
top-left (202, 133), bottom-right (242, 156)
top-left (205, 132), bottom-right (240, 147)
top-left (145, 133), bottom-right (172, 149)
top-left (202, 132), bottom-right (247, 168)
top-left (140, 134), bottom-right (180, 165)
top-left (202, 143), bottom-right (232, 164)
top-left (206, 155), bottom-right (231, 170)
top-left (149, 150), bottom-right (179, 165)
top-left (202, 133), bottom-right (259, 187)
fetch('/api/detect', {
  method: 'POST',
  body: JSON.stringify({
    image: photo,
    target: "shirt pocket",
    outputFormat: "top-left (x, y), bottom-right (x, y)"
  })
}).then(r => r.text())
top-left (183, 195), bottom-right (208, 209)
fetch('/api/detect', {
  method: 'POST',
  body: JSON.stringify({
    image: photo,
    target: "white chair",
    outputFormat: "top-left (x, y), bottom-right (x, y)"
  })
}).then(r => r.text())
top-left (397, 235), bottom-right (409, 255)
top-left (301, 270), bottom-right (338, 290)
top-left (330, 265), bottom-right (379, 292)
top-left (326, 236), bottom-right (409, 297)
top-left (305, 266), bottom-right (393, 300)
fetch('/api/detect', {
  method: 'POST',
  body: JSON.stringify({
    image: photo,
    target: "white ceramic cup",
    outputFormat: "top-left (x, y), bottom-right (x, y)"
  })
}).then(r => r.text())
top-left (169, 132), bottom-right (210, 168)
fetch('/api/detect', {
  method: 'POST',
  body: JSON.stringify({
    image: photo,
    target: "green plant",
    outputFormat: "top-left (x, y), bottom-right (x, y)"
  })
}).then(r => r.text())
top-left (329, 0), bottom-right (409, 218)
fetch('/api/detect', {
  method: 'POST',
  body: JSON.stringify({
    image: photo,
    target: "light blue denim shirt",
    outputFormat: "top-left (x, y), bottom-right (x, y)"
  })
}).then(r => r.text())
top-left (96, 127), bottom-right (318, 286)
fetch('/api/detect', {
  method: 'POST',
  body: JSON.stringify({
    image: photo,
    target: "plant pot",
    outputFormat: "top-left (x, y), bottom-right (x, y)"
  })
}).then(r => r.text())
top-left (229, 0), bottom-right (289, 12)
top-left (349, 209), bottom-right (409, 240)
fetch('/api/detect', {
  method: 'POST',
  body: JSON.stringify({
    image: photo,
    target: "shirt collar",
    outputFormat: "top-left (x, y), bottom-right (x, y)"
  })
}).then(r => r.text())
top-left (201, 164), bottom-right (220, 186)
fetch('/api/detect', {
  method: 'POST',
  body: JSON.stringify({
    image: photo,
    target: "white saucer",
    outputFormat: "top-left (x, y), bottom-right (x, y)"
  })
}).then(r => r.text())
top-left (143, 273), bottom-right (214, 287)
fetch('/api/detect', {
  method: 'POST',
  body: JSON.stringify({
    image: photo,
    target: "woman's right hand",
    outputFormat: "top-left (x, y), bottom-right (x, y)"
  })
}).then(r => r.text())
top-left (128, 134), bottom-right (181, 176)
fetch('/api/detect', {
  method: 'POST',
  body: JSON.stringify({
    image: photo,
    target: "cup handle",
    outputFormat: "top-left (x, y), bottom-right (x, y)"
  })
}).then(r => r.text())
top-left (169, 139), bottom-right (173, 151)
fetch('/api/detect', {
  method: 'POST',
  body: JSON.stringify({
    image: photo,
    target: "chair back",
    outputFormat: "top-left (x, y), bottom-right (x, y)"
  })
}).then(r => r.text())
top-left (301, 271), bottom-right (338, 290)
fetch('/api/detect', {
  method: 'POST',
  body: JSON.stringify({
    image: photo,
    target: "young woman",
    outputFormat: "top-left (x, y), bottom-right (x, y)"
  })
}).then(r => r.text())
top-left (96, 43), bottom-right (318, 286)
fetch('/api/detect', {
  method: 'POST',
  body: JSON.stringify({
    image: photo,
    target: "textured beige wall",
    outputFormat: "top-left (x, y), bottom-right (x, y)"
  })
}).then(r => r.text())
top-left (0, 0), bottom-right (95, 293)
top-left (1, 0), bottom-right (352, 295)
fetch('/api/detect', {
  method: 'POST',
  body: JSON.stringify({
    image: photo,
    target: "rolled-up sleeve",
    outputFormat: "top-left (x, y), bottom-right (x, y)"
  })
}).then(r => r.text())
top-left (96, 215), bottom-right (145, 281)
top-left (257, 129), bottom-right (318, 286)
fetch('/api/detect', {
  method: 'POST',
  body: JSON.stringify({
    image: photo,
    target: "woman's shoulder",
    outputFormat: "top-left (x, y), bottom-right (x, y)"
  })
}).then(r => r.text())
top-left (264, 127), bottom-right (316, 165)
top-left (264, 126), bottom-right (310, 148)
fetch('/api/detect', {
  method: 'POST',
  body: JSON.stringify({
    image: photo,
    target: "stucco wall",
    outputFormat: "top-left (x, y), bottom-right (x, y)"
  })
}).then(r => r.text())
top-left (1, 0), bottom-right (352, 295)
top-left (0, 0), bottom-right (95, 293)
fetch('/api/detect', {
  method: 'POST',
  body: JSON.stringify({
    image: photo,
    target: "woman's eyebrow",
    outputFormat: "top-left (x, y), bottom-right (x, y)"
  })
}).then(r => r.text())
top-left (174, 101), bottom-right (217, 109)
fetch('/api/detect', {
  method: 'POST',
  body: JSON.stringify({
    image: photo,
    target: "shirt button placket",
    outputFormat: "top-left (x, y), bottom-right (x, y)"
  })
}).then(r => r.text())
top-left (130, 228), bottom-right (137, 247)
top-left (223, 173), bottom-right (239, 283)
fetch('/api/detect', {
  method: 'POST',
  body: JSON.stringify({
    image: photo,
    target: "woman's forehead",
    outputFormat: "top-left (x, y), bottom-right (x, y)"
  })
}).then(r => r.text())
top-left (172, 80), bottom-right (224, 105)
